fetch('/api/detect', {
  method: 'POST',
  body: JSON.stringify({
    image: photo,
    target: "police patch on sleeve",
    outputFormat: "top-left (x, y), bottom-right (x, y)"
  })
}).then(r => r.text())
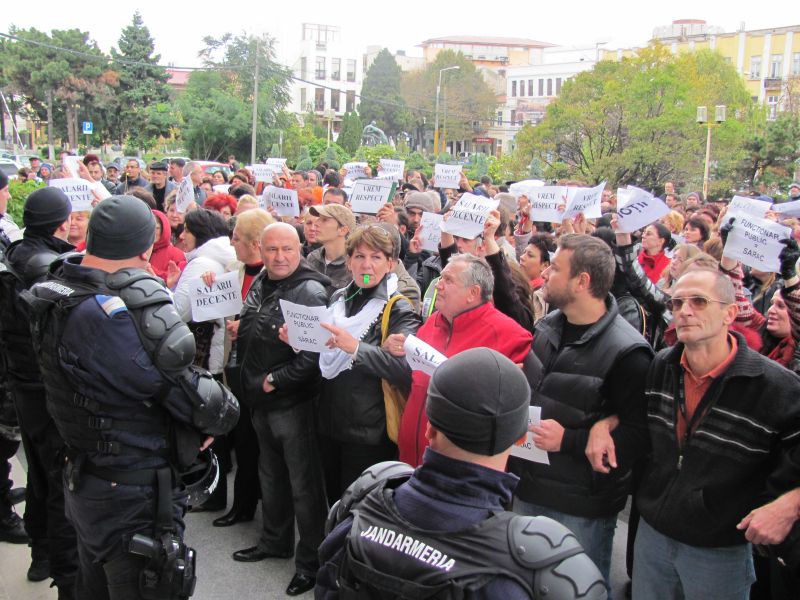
top-left (94, 294), bottom-right (128, 317)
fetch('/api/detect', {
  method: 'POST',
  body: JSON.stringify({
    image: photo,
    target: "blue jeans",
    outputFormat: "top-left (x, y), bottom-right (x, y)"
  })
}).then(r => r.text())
top-left (513, 498), bottom-right (616, 592)
top-left (632, 518), bottom-right (755, 600)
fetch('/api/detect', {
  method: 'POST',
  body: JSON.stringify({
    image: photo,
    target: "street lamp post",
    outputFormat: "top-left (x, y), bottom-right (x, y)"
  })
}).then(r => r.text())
top-left (434, 66), bottom-right (460, 155)
top-left (696, 105), bottom-right (726, 199)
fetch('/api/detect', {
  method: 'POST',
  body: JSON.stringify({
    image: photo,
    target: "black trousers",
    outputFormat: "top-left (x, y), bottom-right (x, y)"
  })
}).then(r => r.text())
top-left (318, 433), bottom-right (398, 503)
top-left (229, 405), bottom-right (260, 516)
top-left (0, 434), bottom-right (19, 513)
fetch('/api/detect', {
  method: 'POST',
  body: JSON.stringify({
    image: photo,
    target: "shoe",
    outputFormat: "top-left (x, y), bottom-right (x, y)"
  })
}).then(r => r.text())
top-left (213, 509), bottom-right (254, 527)
top-left (0, 512), bottom-right (29, 544)
top-left (232, 546), bottom-right (292, 562)
top-left (27, 558), bottom-right (50, 582)
top-left (8, 487), bottom-right (25, 505)
top-left (286, 573), bottom-right (315, 596)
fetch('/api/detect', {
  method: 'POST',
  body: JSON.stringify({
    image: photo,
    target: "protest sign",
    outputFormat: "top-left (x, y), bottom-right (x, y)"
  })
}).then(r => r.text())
top-left (509, 180), bottom-right (545, 198)
top-left (349, 179), bottom-right (396, 214)
top-left (91, 180), bottom-right (111, 200)
top-left (434, 164), bottom-right (462, 189)
top-left (49, 178), bottom-right (94, 212)
top-left (248, 164), bottom-right (277, 183)
top-left (189, 271), bottom-right (243, 322)
top-left (279, 299), bottom-right (332, 352)
top-left (563, 181), bottom-right (605, 219)
top-left (723, 215), bottom-right (791, 273)
top-left (343, 162), bottom-right (369, 181)
top-left (176, 177), bottom-right (194, 213)
top-left (213, 184), bottom-right (231, 194)
top-left (378, 159), bottom-right (405, 181)
top-left (528, 186), bottom-right (568, 223)
top-left (772, 200), bottom-right (800, 217)
top-left (617, 193), bottom-right (670, 233)
top-left (266, 157), bottom-right (287, 172)
top-left (62, 155), bottom-right (82, 179)
top-left (509, 406), bottom-right (550, 465)
top-left (419, 212), bottom-right (443, 252)
top-left (727, 195), bottom-right (772, 220)
top-left (440, 193), bottom-right (499, 240)
top-left (267, 187), bottom-right (300, 217)
top-left (403, 335), bottom-right (447, 376)
top-left (616, 187), bottom-right (636, 209)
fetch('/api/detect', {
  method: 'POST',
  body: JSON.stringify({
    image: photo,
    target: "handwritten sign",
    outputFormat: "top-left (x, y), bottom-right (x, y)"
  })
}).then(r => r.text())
top-left (419, 212), bottom-right (443, 252)
top-left (176, 177), bottom-right (194, 213)
top-left (403, 335), bottom-right (447, 375)
top-left (279, 299), bottom-right (332, 352)
top-left (49, 178), bottom-right (94, 212)
top-left (434, 164), bottom-right (462, 189)
top-left (349, 179), bottom-right (396, 214)
top-left (378, 159), bottom-right (405, 181)
top-left (343, 162), bottom-right (369, 181)
top-left (267, 187), bottom-right (300, 217)
top-left (772, 199), bottom-right (800, 218)
top-left (564, 181), bottom-right (605, 219)
top-left (440, 193), bottom-right (499, 240)
top-left (248, 164), bottom-right (277, 183)
top-left (723, 216), bottom-right (791, 273)
top-left (266, 158), bottom-right (286, 172)
top-left (616, 192), bottom-right (670, 233)
top-left (727, 195), bottom-right (772, 220)
top-left (189, 271), bottom-right (243, 322)
top-left (529, 186), bottom-right (568, 223)
top-left (509, 406), bottom-right (550, 465)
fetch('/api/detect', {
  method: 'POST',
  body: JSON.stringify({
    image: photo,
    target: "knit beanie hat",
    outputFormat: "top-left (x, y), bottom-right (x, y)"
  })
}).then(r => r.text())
top-left (404, 191), bottom-right (438, 214)
top-left (86, 195), bottom-right (155, 259)
top-left (426, 347), bottom-right (530, 456)
top-left (23, 187), bottom-right (72, 231)
top-left (0, 171), bottom-right (8, 191)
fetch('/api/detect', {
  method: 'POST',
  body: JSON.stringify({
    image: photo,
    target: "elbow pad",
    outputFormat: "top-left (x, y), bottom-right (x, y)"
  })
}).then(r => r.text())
top-left (179, 366), bottom-right (240, 436)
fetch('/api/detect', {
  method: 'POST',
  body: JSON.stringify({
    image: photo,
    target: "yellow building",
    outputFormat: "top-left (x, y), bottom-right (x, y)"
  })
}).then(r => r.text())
top-left (600, 20), bottom-right (800, 116)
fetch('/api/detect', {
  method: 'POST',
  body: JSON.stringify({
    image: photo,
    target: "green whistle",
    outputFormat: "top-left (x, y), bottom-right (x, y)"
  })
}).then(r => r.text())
top-left (363, 274), bottom-right (370, 284)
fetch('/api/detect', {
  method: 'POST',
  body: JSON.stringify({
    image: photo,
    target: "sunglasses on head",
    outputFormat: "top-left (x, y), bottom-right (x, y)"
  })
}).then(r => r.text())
top-left (666, 296), bottom-right (729, 312)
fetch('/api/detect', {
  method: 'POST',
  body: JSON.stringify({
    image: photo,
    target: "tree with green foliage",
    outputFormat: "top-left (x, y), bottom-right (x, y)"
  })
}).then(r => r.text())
top-left (739, 111), bottom-right (800, 190)
top-left (360, 49), bottom-right (410, 139)
top-left (323, 145), bottom-right (342, 170)
top-left (7, 179), bottom-right (44, 224)
top-left (296, 146), bottom-right (312, 170)
top-left (354, 144), bottom-right (398, 170)
top-left (338, 112), bottom-right (363, 154)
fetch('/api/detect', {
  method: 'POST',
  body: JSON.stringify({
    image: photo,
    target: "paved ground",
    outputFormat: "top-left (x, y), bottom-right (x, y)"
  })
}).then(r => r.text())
top-left (0, 454), bottom-right (630, 599)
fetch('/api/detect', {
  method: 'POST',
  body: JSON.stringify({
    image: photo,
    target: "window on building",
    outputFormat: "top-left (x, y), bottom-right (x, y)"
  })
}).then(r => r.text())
top-left (528, 80), bottom-right (533, 96)
top-left (346, 90), bottom-right (355, 113)
top-left (300, 57), bottom-right (307, 80)
top-left (767, 95), bottom-right (779, 120)
top-left (300, 88), bottom-right (307, 112)
top-left (315, 88), bottom-right (325, 111)
top-left (315, 57), bottom-right (326, 80)
top-left (331, 58), bottom-right (341, 81)
top-left (511, 81), bottom-right (517, 97)
top-left (750, 56), bottom-right (761, 79)
top-left (556, 78), bottom-right (562, 95)
top-left (546, 79), bottom-right (553, 96)
top-left (794, 53), bottom-right (800, 76)
top-left (770, 54), bottom-right (783, 78)
top-left (331, 90), bottom-right (340, 112)
top-left (538, 79), bottom-right (544, 96)
top-left (346, 59), bottom-right (356, 82)
top-left (496, 111), bottom-right (503, 126)
top-left (510, 109), bottom-right (517, 126)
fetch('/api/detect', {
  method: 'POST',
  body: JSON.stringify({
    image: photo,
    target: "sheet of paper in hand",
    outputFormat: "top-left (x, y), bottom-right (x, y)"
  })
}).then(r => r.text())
top-left (349, 179), bottom-right (396, 214)
top-left (248, 164), bottom-right (277, 183)
top-left (268, 187), bottom-right (300, 217)
top-left (419, 212), bottom-right (444, 252)
top-left (563, 181), bottom-right (605, 220)
top-left (722, 215), bottom-right (791, 273)
top-left (509, 180), bottom-right (545, 197)
top-left (403, 335), bottom-right (447, 376)
top-left (616, 190), bottom-right (670, 233)
top-left (434, 164), bottom-right (462, 189)
top-left (509, 406), bottom-right (550, 465)
top-left (279, 299), bottom-right (332, 352)
top-left (266, 157), bottom-right (287, 172)
top-left (727, 195), bottom-right (772, 220)
top-left (440, 193), bottom-right (499, 240)
top-left (49, 178), bottom-right (94, 212)
top-left (378, 159), bottom-right (405, 181)
top-left (189, 271), bottom-right (243, 322)
top-left (529, 186), bottom-right (568, 223)
top-left (772, 199), bottom-right (800, 218)
top-left (176, 177), bottom-right (195, 213)
top-left (62, 155), bottom-right (83, 179)
top-left (343, 162), bottom-right (369, 181)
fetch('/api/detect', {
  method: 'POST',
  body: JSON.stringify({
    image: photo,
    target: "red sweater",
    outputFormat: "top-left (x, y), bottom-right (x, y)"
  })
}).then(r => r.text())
top-left (397, 302), bottom-right (532, 466)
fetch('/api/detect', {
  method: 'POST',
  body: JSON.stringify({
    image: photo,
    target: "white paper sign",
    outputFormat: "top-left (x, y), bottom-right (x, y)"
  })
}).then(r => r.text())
top-left (509, 180), bottom-right (545, 198)
top-left (279, 299), bottom-right (332, 352)
top-left (434, 164), bottom-right (462, 189)
top-left (772, 199), bottom-right (800, 217)
top-left (529, 186), bottom-right (568, 223)
top-left (616, 187), bottom-right (636, 209)
top-left (91, 180), bottom-right (111, 200)
top-left (176, 177), bottom-right (194, 213)
top-left (419, 212), bottom-right (443, 252)
top-left (403, 335), bottom-right (447, 375)
top-left (509, 406), bottom-right (550, 465)
top-left (727, 195), bottom-right (772, 220)
top-left (213, 184), bottom-right (231, 194)
top-left (266, 158), bottom-right (287, 172)
top-left (343, 162), bottom-right (369, 181)
top-left (268, 187), bottom-right (300, 217)
top-left (564, 181), bottom-right (605, 219)
top-left (440, 193), bottom-right (499, 239)
top-left (349, 179), bottom-right (395, 214)
top-left (248, 164), bottom-right (277, 183)
top-left (189, 271), bottom-right (243, 322)
top-left (616, 193), bottom-right (670, 233)
top-left (62, 155), bottom-right (82, 179)
top-left (49, 178), bottom-right (94, 212)
top-left (378, 159), bottom-right (405, 181)
top-left (723, 216), bottom-right (791, 273)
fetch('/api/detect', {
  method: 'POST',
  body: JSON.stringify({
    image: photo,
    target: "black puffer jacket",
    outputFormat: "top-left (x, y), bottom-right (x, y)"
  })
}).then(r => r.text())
top-left (237, 261), bottom-right (331, 411)
top-left (317, 274), bottom-right (421, 445)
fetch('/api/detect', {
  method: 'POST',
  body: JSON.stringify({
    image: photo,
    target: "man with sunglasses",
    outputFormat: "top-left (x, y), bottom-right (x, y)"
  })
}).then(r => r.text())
top-left (628, 267), bottom-right (800, 599)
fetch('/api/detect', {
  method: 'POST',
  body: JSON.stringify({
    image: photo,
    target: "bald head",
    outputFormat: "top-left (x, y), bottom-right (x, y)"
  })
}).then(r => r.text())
top-left (261, 222), bottom-right (302, 280)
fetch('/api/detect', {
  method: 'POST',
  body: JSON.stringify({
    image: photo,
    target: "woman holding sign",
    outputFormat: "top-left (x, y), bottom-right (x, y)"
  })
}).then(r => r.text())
top-left (316, 225), bottom-right (421, 499)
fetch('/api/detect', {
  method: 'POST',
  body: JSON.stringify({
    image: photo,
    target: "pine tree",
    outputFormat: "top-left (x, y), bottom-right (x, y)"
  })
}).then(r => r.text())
top-left (338, 112), bottom-right (363, 155)
top-left (360, 49), bottom-right (410, 138)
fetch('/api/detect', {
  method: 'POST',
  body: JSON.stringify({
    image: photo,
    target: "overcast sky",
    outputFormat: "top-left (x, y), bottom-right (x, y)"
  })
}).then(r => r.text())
top-left (7, 1), bottom-right (797, 69)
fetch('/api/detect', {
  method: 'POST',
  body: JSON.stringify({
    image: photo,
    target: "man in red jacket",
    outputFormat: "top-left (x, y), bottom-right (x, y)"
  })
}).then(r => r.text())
top-left (386, 253), bottom-right (532, 466)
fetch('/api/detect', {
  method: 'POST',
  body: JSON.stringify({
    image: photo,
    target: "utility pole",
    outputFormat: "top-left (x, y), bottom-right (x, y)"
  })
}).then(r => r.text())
top-left (47, 90), bottom-right (54, 160)
top-left (250, 38), bottom-right (260, 165)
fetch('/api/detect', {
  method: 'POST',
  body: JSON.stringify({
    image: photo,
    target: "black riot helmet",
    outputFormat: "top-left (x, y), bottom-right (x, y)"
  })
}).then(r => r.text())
top-left (181, 448), bottom-right (220, 506)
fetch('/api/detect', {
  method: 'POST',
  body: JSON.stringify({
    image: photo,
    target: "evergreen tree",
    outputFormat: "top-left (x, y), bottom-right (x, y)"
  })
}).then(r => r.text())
top-left (296, 146), bottom-right (313, 170)
top-left (359, 49), bottom-right (410, 138)
top-left (338, 112), bottom-right (363, 154)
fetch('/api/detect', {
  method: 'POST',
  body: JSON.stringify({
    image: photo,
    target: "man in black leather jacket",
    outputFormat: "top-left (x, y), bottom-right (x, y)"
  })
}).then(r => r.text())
top-left (233, 222), bottom-right (330, 597)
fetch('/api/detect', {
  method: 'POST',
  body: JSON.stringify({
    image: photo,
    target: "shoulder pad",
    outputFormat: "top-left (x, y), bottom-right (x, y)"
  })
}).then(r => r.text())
top-left (105, 268), bottom-right (172, 309)
top-left (23, 251), bottom-right (60, 285)
top-left (325, 461), bottom-right (413, 535)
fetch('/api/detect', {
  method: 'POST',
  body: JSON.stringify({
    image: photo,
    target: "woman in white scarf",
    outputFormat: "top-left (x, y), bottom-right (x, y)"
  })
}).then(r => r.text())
top-left (316, 225), bottom-right (421, 499)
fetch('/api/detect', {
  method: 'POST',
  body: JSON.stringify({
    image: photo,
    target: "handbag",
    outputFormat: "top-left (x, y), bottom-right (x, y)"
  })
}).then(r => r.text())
top-left (380, 294), bottom-right (412, 443)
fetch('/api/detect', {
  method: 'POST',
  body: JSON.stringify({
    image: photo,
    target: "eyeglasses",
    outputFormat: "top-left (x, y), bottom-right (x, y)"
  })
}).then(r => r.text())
top-left (666, 296), bottom-right (730, 312)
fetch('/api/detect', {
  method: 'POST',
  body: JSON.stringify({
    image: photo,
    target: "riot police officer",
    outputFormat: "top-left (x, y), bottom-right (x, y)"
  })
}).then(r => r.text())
top-left (317, 348), bottom-right (607, 600)
top-left (24, 195), bottom-right (239, 600)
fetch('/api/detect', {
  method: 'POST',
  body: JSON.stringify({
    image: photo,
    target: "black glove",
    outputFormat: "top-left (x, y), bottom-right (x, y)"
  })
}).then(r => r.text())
top-left (719, 217), bottom-right (735, 246)
top-left (779, 238), bottom-right (800, 280)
